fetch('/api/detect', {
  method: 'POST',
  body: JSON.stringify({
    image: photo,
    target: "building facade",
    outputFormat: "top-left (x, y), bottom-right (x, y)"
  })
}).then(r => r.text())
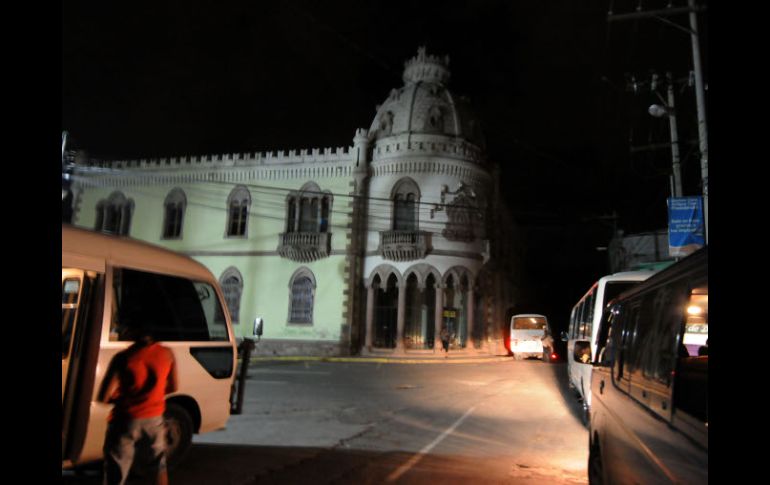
top-left (70, 47), bottom-right (523, 356)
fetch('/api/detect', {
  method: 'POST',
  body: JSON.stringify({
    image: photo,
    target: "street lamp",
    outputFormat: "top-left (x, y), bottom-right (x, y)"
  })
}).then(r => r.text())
top-left (647, 72), bottom-right (683, 199)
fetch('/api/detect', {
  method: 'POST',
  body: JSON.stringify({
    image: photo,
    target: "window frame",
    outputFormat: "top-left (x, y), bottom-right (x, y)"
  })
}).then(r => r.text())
top-left (391, 178), bottom-right (421, 232)
top-left (225, 186), bottom-right (251, 238)
top-left (287, 267), bottom-right (316, 325)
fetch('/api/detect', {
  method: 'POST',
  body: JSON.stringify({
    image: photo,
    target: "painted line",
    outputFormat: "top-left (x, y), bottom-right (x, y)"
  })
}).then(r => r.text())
top-left (250, 369), bottom-right (331, 375)
top-left (249, 356), bottom-right (513, 365)
top-left (386, 405), bottom-right (478, 482)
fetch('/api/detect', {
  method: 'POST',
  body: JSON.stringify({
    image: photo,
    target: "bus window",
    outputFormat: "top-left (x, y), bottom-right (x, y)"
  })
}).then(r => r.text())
top-left (512, 315), bottom-right (547, 330)
top-left (682, 287), bottom-right (708, 356)
top-left (62, 277), bottom-right (81, 359)
top-left (674, 283), bottom-right (708, 422)
top-left (576, 301), bottom-right (586, 338)
top-left (111, 268), bottom-right (229, 342)
top-left (583, 290), bottom-right (595, 339)
top-left (603, 281), bottom-right (638, 309)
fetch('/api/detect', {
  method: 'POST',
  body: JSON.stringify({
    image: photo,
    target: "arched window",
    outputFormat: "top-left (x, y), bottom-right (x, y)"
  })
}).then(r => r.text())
top-left (162, 188), bottom-right (187, 239)
top-left (226, 186), bottom-right (251, 237)
top-left (391, 178), bottom-right (420, 231)
top-left (285, 183), bottom-right (332, 234)
top-left (424, 105), bottom-right (445, 133)
top-left (288, 268), bottom-right (316, 324)
top-left (219, 267), bottom-right (244, 324)
top-left (95, 191), bottom-right (134, 236)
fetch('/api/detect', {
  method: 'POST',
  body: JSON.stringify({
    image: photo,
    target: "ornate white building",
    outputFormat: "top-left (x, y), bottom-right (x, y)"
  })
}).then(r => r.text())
top-left (70, 47), bottom-right (523, 356)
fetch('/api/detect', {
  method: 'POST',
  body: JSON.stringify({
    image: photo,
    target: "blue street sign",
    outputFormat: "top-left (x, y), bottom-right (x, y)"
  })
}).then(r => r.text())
top-left (668, 197), bottom-right (705, 257)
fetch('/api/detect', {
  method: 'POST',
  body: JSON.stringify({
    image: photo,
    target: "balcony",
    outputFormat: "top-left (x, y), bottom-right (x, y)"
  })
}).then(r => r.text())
top-left (379, 230), bottom-right (429, 261)
top-left (278, 232), bottom-right (331, 262)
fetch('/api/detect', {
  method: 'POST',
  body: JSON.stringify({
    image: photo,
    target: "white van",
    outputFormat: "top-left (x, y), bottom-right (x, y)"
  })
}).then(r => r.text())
top-left (509, 314), bottom-right (550, 361)
top-left (589, 248), bottom-right (707, 484)
top-left (62, 225), bottom-right (238, 471)
top-left (562, 270), bottom-right (655, 421)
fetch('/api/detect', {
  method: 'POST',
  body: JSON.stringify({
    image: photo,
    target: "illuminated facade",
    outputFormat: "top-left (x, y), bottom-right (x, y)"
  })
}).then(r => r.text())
top-left (71, 48), bottom-right (523, 356)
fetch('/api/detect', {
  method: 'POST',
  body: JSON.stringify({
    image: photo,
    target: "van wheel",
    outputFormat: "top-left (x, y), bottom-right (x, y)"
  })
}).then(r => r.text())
top-left (164, 402), bottom-right (193, 470)
top-left (129, 403), bottom-right (192, 478)
top-left (588, 438), bottom-right (604, 485)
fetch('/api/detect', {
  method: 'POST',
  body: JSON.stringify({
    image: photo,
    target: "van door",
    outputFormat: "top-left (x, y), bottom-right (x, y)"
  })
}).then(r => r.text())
top-left (62, 268), bottom-right (104, 464)
top-left (62, 270), bottom-right (84, 403)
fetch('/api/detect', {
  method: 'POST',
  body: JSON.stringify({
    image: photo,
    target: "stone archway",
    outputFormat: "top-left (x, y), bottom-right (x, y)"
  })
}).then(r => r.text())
top-left (373, 273), bottom-right (399, 348)
top-left (403, 272), bottom-right (438, 350)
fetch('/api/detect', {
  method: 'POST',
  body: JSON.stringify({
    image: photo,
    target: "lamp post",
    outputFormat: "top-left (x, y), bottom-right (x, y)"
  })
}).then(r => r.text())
top-left (648, 72), bottom-right (683, 198)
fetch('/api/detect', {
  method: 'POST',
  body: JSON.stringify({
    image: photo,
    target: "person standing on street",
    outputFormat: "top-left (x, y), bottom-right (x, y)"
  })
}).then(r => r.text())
top-left (440, 326), bottom-right (450, 356)
top-left (97, 321), bottom-right (178, 485)
top-left (541, 328), bottom-right (555, 362)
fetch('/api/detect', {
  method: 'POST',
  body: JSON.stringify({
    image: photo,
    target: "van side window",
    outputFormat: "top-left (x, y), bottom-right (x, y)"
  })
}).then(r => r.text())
top-left (596, 305), bottom-right (618, 366)
top-left (615, 304), bottom-right (640, 380)
top-left (645, 283), bottom-right (688, 386)
top-left (583, 290), bottom-right (595, 339)
top-left (674, 281), bottom-right (708, 423)
top-left (576, 301), bottom-right (586, 338)
top-left (62, 277), bottom-right (81, 358)
top-left (111, 268), bottom-right (229, 342)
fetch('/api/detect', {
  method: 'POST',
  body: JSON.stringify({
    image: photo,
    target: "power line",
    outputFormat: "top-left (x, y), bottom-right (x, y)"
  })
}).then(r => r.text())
top-left (72, 172), bottom-right (494, 241)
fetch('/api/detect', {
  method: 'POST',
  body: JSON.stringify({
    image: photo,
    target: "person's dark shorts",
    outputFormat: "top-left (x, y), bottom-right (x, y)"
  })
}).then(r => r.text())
top-left (103, 416), bottom-right (166, 485)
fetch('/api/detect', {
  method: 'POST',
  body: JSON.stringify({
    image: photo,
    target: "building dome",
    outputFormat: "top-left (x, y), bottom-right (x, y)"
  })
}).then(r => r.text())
top-left (368, 47), bottom-right (486, 150)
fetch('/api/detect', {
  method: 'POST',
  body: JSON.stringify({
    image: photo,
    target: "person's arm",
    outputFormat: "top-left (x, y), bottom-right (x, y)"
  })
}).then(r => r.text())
top-left (96, 358), bottom-right (119, 404)
top-left (165, 351), bottom-right (179, 395)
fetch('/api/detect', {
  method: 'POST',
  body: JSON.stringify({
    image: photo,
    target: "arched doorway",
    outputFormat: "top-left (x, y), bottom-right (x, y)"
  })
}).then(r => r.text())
top-left (443, 274), bottom-right (468, 349)
top-left (374, 274), bottom-right (398, 348)
top-left (404, 273), bottom-right (437, 349)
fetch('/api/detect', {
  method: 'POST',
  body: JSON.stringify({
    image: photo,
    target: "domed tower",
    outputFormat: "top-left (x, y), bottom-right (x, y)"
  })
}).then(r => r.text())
top-left (359, 47), bottom-right (493, 354)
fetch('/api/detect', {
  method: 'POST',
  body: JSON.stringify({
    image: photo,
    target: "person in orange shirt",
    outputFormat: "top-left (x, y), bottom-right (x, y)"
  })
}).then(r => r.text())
top-left (97, 321), bottom-right (178, 485)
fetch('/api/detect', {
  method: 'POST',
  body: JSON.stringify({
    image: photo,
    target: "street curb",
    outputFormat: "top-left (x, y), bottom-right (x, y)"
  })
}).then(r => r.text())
top-left (248, 355), bottom-right (514, 365)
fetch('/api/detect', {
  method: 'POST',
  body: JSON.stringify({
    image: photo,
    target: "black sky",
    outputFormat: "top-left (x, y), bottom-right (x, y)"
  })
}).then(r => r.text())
top-left (62, 0), bottom-right (708, 327)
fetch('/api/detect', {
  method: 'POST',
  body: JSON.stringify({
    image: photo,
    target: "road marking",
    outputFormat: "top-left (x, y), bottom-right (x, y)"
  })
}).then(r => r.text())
top-left (251, 369), bottom-right (331, 375)
top-left (386, 405), bottom-right (478, 482)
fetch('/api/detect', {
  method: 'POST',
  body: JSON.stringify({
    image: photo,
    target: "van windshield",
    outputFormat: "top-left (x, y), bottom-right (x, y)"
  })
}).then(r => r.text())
top-left (513, 316), bottom-right (547, 330)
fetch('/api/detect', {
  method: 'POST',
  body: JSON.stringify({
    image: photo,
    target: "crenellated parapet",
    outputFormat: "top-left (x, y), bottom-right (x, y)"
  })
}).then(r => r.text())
top-left (83, 146), bottom-right (353, 170)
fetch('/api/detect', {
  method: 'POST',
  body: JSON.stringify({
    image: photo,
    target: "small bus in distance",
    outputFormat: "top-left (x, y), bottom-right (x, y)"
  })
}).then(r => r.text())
top-left (510, 314), bottom-right (551, 361)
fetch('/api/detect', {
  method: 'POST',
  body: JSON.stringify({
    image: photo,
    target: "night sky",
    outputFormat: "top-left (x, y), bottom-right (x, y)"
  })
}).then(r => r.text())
top-left (62, 0), bottom-right (708, 331)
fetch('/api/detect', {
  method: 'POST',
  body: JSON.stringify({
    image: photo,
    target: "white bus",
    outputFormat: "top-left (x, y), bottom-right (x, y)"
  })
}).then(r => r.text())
top-left (62, 225), bottom-right (238, 472)
top-left (510, 314), bottom-right (551, 361)
top-left (563, 270), bottom-right (655, 422)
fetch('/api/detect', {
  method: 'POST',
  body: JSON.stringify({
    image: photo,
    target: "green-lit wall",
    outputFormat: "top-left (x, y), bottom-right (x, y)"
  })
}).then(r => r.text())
top-left (74, 173), bottom-right (353, 346)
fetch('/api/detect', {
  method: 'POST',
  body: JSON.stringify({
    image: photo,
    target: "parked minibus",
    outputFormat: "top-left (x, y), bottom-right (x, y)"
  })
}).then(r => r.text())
top-left (563, 270), bottom-right (655, 421)
top-left (509, 314), bottom-right (551, 361)
top-left (588, 247), bottom-right (707, 484)
top-left (62, 225), bottom-right (239, 471)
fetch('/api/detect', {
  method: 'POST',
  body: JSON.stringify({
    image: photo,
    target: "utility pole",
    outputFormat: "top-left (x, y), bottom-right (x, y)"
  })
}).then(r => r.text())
top-left (688, 0), bottom-right (708, 243)
top-left (608, 0), bottom-right (708, 243)
top-left (648, 72), bottom-right (682, 198)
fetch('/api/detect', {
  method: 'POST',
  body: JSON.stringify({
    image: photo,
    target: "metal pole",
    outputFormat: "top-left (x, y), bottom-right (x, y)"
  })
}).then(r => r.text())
top-left (666, 72), bottom-right (683, 198)
top-left (689, 0), bottom-right (708, 243)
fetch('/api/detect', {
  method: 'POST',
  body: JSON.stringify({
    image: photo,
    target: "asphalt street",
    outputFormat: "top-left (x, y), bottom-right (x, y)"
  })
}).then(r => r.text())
top-left (63, 358), bottom-right (589, 484)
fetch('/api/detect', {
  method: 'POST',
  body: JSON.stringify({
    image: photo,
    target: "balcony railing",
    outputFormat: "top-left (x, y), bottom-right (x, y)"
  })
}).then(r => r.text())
top-left (379, 230), bottom-right (429, 261)
top-left (278, 232), bottom-right (331, 262)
